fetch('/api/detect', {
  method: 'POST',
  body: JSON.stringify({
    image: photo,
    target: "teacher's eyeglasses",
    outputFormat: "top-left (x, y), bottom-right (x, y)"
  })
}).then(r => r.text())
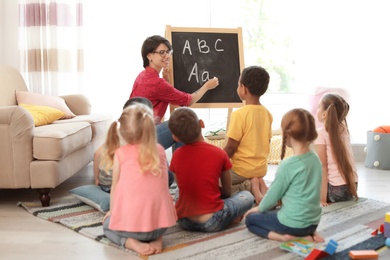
top-left (153, 50), bottom-right (173, 57)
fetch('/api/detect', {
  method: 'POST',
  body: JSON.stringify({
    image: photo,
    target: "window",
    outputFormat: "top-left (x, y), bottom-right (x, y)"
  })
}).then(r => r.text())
top-left (82, 0), bottom-right (390, 144)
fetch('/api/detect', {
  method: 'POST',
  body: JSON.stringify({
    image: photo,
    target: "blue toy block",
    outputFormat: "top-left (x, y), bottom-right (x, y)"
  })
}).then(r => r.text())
top-left (324, 239), bottom-right (338, 255)
top-left (385, 222), bottom-right (390, 238)
top-left (305, 239), bottom-right (338, 260)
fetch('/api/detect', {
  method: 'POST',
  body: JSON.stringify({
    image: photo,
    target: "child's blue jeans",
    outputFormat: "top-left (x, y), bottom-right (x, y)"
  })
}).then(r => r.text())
top-left (156, 120), bottom-right (181, 187)
top-left (178, 191), bottom-right (254, 232)
top-left (245, 210), bottom-right (318, 238)
top-left (103, 216), bottom-right (167, 248)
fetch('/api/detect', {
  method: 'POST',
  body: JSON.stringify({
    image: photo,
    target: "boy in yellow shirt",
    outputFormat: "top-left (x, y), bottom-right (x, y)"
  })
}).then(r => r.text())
top-left (224, 65), bottom-right (273, 204)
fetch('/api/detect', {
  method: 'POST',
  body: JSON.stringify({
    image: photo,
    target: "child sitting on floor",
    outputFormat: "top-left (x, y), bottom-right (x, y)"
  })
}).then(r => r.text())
top-left (314, 93), bottom-right (358, 206)
top-left (223, 65), bottom-right (273, 204)
top-left (102, 103), bottom-right (177, 256)
top-left (245, 108), bottom-right (324, 242)
top-left (94, 97), bottom-right (174, 192)
top-left (168, 107), bottom-right (254, 232)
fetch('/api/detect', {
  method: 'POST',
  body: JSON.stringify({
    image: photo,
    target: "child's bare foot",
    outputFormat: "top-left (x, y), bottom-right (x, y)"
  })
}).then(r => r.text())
top-left (149, 237), bottom-right (163, 254)
top-left (312, 231), bottom-right (324, 242)
top-left (125, 238), bottom-right (155, 256)
top-left (283, 234), bottom-right (300, 242)
top-left (283, 233), bottom-right (324, 243)
top-left (231, 215), bottom-right (244, 225)
top-left (258, 177), bottom-right (269, 195)
top-left (269, 231), bottom-right (296, 242)
top-left (251, 178), bottom-right (263, 204)
top-left (281, 234), bottom-right (316, 243)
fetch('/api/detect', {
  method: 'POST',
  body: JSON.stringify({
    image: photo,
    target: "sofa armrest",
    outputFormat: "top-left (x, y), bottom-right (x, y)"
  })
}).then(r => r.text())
top-left (0, 106), bottom-right (34, 188)
top-left (61, 94), bottom-right (91, 115)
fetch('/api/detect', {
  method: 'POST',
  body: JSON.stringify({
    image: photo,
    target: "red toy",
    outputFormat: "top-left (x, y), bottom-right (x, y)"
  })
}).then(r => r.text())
top-left (371, 224), bottom-right (384, 236)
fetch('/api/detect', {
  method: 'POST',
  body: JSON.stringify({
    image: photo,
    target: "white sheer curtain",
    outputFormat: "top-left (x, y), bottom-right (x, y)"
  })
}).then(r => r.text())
top-left (18, 0), bottom-right (84, 96)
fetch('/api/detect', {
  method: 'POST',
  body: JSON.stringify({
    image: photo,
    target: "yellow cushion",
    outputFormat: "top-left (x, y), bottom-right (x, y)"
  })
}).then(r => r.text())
top-left (16, 90), bottom-right (76, 119)
top-left (19, 103), bottom-right (66, 127)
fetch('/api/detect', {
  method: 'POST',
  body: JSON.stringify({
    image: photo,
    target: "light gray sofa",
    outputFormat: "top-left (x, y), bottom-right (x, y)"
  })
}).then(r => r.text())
top-left (0, 65), bottom-right (112, 206)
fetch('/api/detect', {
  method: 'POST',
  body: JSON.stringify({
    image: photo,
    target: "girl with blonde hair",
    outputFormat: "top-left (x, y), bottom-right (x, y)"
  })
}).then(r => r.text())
top-left (102, 103), bottom-right (177, 256)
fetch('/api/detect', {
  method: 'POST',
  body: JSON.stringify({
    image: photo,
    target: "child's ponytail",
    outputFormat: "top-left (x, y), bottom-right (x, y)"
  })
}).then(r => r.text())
top-left (139, 112), bottom-right (161, 176)
top-left (280, 108), bottom-right (317, 160)
top-left (101, 121), bottom-right (120, 173)
top-left (321, 94), bottom-right (357, 200)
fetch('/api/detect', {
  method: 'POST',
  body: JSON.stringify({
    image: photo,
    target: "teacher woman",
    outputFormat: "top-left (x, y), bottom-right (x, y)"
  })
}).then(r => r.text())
top-left (130, 35), bottom-right (219, 150)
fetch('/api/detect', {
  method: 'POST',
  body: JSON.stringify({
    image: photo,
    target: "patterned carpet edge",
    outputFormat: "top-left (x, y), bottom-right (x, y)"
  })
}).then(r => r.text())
top-left (17, 196), bottom-right (390, 260)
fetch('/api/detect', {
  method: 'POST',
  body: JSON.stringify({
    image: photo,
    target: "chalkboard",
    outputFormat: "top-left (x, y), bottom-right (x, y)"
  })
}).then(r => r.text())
top-left (165, 26), bottom-right (244, 108)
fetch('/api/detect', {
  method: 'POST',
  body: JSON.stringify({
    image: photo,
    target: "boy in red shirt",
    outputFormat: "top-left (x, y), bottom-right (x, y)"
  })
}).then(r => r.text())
top-left (168, 107), bottom-right (254, 232)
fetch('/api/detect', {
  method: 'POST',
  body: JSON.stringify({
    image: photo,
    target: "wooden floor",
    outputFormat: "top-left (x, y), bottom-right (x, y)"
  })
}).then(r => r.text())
top-left (0, 162), bottom-right (389, 260)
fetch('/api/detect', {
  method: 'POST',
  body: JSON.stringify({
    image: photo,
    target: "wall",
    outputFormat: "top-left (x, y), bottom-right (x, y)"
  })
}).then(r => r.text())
top-left (0, 1), bottom-right (2, 62)
top-left (1, 0), bottom-right (388, 145)
top-left (0, 0), bottom-right (19, 68)
top-left (82, 0), bottom-right (242, 123)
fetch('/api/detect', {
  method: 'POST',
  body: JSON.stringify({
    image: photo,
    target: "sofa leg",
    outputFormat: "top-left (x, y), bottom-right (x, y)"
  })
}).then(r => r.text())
top-left (36, 188), bottom-right (51, 207)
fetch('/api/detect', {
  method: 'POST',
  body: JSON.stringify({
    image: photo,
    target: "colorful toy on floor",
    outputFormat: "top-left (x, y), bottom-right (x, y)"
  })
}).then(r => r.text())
top-left (348, 250), bottom-right (378, 259)
top-left (385, 212), bottom-right (390, 238)
top-left (386, 237), bottom-right (390, 247)
top-left (279, 238), bottom-right (338, 259)
top-left (371, 223), bottom-right (384, 236)
top-left (305, 239), bottom-right (338, 260)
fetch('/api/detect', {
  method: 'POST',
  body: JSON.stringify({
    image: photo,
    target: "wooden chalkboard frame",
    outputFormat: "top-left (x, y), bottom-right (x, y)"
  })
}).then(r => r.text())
top-left (165, 25), bottom-right (245, 109)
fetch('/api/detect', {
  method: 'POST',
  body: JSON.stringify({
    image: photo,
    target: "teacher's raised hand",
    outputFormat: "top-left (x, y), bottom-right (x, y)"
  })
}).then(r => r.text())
top-left (204, 77), bottom-right (219, 90)
top-left (162, 67), bottom-right (171, 83)
top-left (189, 76), bottom-right (220, 105)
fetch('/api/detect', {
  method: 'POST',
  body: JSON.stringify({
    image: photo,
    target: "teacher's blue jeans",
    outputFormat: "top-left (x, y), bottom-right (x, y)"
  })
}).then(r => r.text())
top-left (156, 121), bottom-right (184, 151)
top-left (245, 210), bottom-right (318, 238)
top-left (156, 121), bottom-right (183, 187)
top-left (178, 191), bottom-right (254, 232)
